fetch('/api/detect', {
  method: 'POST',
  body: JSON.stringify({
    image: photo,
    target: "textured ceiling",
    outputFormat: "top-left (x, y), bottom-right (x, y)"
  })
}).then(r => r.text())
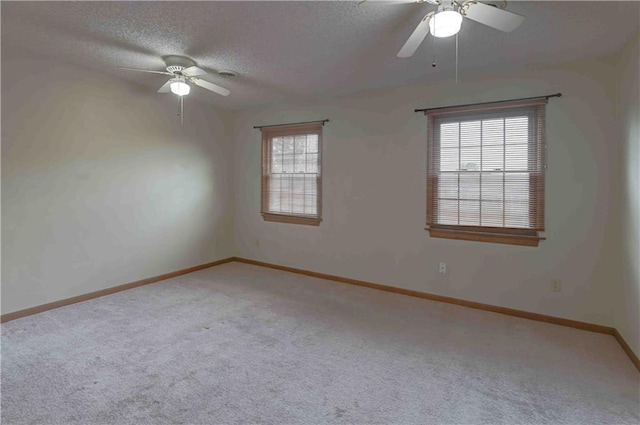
top-left (2, 1), bottom-right (638, 110)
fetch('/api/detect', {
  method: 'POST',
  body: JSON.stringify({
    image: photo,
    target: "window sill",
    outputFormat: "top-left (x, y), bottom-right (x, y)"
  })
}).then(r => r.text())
top-left (426, 226), bottom-right (544, 247)
top-left (262, 213), bottom-right (321, 226)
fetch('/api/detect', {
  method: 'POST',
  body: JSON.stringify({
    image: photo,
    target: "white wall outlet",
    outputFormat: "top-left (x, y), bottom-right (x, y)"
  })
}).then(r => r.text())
top-left (439, 262), bottom-right (447, 274)
top-left (551, 279), bottom-right (562, 292)
top-left (255, 239), bottom-right (260, 247)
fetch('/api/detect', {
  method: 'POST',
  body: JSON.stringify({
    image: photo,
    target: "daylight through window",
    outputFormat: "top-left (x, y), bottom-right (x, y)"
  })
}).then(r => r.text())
top-left (261, 123), bottom-right (322, 226)
top-left (426, 98), bottom-right (547, 246)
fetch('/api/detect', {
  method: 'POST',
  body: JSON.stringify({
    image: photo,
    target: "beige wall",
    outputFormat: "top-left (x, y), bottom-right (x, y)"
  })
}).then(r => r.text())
top-left (1, 47), bottom-right (235, 314)
top-left (233, 57), bottom-right (621, 327)
top-left (2, 39), bottom-right (636, 347)
top-left (615, 34), bottom-right (640, 356)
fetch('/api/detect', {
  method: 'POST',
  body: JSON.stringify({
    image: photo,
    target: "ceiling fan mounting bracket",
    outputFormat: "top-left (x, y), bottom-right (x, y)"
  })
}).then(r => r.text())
top-left (162, 55), bottom-right (196, 70)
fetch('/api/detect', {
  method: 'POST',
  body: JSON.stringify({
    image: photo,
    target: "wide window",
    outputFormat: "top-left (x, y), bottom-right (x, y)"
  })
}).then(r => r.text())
top-left (261, 123), bottom-right (322, 226)
top-left (426, 98), bottom-right (547, 246)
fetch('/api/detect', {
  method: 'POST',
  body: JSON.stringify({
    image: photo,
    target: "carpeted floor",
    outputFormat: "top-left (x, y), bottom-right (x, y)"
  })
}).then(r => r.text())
top-left (1, 262), bottom-right (639, 424)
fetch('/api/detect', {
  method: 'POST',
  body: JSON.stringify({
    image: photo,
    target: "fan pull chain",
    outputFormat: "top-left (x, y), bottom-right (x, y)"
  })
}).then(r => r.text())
top-left (180, 95), bottom-right (184, 125)
top-left (432, 34), bottom-right (436, 68)
top-left (455, 33), bottom-right (459, 84)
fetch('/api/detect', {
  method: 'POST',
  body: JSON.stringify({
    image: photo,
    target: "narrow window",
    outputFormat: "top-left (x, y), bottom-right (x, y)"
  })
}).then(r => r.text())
top-left (426, 99), bottom-right (546, 246)
top-left (261, 123), bottom-right (322, 226)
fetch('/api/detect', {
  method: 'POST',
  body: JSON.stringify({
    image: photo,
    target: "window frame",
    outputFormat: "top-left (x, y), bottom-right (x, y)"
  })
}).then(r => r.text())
top-left (425, 99), bottom-right (547, 247)
top-left (260, 123), bottom-right (323, 226)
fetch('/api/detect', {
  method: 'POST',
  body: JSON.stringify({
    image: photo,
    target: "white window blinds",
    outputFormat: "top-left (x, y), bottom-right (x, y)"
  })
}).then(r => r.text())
top-left (426, 98), bottom-right (547, 245)
top-left (261, 123), bottom-right (322, 226)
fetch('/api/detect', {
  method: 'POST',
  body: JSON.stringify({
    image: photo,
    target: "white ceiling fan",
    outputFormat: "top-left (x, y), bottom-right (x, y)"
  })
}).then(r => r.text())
top-left (118, 55), bottom-right (230, 97)
top-left (360, 0), bottom-right (525, 58)
top-left (118, 56), bottom-right (231, 124)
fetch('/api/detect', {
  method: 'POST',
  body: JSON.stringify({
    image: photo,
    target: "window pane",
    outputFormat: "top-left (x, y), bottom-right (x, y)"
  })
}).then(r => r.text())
top-left (294, 153), bottom-right (306, 173)
top-left (292, 175), bottom-right (305, 214)
top-left (482, 118), bottom-right (504, 146)
top-left (271, 154), bottom-right (283, 173)
top-left (459, 200), bottom-right (480, 225)
top-left (295, 136), bottom-right (307, 155)
top-left (459, 173), bottom-right (480, 200)
top-left (505, 201), bottom-right (529, 227)
top-left (437, 199), bottom-right (459, 225)
top-left (268, 176), bottom-right (282, 211)
top-left (304, 175), bottom-right (317, 195)
top-left (505, 117), bottom-right (529, 144)
top-left (305, 196), bottom-right (317, 215)
top-left (282, 154), bottom-right (294, 173)
top-left (505, 174), bottom-right (529, 202)
top-left (481, 200), bottom-right (503, 227)
top-left (272, 137), bottom-right (283, 154)
top-left (505, 145), bottom-right (528, 171)
top-left (481, 144), bottom-right (504, 171)
top-left (283, 136), bottom-right (295, 154)
top-left (460, 121), bottom-right (481, 147)
top-left (307, 135), bottom-right (318, 153)
top-left (440, 123), bottom-right (459, 148)
top-left (280, 175), bottom-right (291, 191)
top-left (306, 153), bottom-right (318, 173)
top-left (438, 173), bottom-right (458, 199)
top-left (481, 173), bottom-right (503, 201)
top-left (440, 148), bottom-right (459, 172)
top-left (460, 147), bottom-right (480, 171)
top-left (271, 138), bottom-right (283, 173)
top-left (269, 192), bottom-right (281, 212)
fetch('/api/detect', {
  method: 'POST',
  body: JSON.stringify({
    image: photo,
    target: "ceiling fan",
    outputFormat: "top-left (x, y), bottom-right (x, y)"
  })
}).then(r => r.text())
top-left (360, 0), bottom-right (525, 58)
top-left (119, 55), bottom-right (230, 96)
top-left (118, 56), bottom-right (231, 123)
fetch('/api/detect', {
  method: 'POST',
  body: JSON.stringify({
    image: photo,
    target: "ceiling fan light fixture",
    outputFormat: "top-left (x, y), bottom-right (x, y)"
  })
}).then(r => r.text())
top-left (170, 80), bottom-right (190, 96)
top-left (429, 9), bottom-right (463, 38)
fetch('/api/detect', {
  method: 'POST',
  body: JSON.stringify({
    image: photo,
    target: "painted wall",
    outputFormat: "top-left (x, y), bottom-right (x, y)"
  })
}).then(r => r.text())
top-left (233, 57), bottom-right (621, 327)
top-left (2, 40), bottom-right (634, 340)
top-left (614, 34), bottom-right (640, 356)
top-left (1, 47), bottom-right (235, 314)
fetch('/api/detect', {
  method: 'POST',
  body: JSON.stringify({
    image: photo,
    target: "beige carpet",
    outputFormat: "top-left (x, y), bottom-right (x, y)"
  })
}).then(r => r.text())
top-left (1, 262), bottom-right (639, 424)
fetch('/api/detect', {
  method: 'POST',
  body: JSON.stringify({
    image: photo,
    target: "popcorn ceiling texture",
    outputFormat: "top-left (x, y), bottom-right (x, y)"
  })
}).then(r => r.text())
top-left (1, 1), bottom-right (638, 110)
top-left (2, 262), bottom-right (639, 424)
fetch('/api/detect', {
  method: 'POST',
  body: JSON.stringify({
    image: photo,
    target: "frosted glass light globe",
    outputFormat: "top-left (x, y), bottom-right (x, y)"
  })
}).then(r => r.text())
top-left (429, 10), bottom-right (463, 38)
top-left (170, 80), bottom-right (190, 96)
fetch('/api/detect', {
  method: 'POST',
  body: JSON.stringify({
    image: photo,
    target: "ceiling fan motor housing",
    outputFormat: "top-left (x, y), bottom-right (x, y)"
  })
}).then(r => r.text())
top-left (166, 65), bottom-right (185, 74)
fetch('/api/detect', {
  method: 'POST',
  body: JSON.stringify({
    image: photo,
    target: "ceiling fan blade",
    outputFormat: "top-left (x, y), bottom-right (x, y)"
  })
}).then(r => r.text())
top-left (157, 79), bottom-right (174, 93)
top-left (182, 66), bottom-right (207, 77)
top-left (397, 12), bottom-right (434, 58)
top-left (462, 2), bottom-right (525, 32)
top-left (117, 66), bottom-right (172, 76)
top-left (193, 78), bottom-right (230, 96)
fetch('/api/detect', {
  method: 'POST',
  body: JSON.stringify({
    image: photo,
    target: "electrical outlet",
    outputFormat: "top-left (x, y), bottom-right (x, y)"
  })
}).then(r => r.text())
top-left (551, 279), bottom-right (561, 292)
top-left (255, 239), bottom-right (260, 247)
top-left (439, 262), bottom-right (447, 274)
